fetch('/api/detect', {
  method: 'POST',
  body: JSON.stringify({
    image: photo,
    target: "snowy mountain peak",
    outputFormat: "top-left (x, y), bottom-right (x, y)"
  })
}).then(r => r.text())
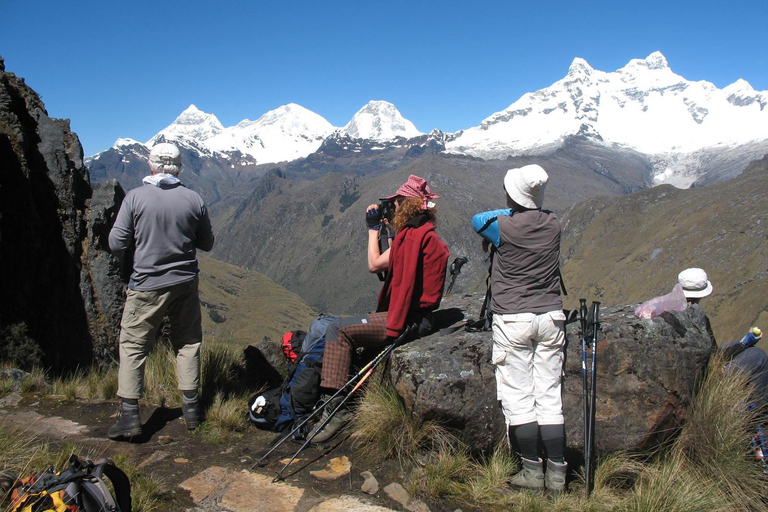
top-left (568, 57), bottom-right (594, 76)
top-left (621, 51), bottom-right (670, 73)
top-left (205, 103), bottom-right (335, 164)
top-left (148, 105), bottom-right (224, 145)
top-left (343, 100), bottom-right (422, 141)
top-left (724, 79), bottom-right (755, 94)
top-left (114, 137), bottom-right (142, 148)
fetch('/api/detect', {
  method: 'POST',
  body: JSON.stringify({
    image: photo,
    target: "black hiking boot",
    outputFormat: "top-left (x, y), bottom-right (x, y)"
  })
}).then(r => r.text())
top-left (308, 394), bottom-right (352, 444)
top-left (182, 400), bottom-right (202, 430)
top-left (108, 402), bottom-right (142, 439)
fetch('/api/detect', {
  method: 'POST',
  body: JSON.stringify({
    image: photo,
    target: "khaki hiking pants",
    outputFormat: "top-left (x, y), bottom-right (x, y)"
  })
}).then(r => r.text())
top-left (492, 310), bottom-right (567, 426)
top-left (117, 277), bottom-right (202, 399)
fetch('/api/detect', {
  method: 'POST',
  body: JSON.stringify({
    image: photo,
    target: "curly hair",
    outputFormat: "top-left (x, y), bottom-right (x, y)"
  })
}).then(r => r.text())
top-left (392, 197), bottom-right (437, 232)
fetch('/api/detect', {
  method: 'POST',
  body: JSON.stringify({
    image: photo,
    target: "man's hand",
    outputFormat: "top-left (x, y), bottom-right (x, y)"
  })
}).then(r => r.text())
top-left (366, 204), bottom-right (382, 230)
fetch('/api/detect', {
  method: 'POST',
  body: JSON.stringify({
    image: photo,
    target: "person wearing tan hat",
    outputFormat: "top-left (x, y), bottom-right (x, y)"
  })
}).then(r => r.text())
top-left (472, 164), bottom-right (568, 493)
top-left (308, 175), bottom-right (449, 444)
top-left (108, 142), bottom-right (214, 440)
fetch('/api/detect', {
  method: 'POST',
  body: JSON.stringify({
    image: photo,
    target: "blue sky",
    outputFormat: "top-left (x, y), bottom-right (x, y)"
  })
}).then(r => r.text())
top-left (2, 0), bottom-right (766, 156)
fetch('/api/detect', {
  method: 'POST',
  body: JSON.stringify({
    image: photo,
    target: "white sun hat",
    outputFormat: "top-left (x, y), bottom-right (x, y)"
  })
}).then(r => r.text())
top-left (677, 268), bottom-right (713, 298)
top-left (503, 164), bottom-right (548, 209)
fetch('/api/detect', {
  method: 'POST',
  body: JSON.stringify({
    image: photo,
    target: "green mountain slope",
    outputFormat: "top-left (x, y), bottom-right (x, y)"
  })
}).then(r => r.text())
top-left (197, 254), bottom-right (318, 348)
top-left (210, 140), bottom-right (653, 316)
top-left (560, 156), bottom-right (768, 343)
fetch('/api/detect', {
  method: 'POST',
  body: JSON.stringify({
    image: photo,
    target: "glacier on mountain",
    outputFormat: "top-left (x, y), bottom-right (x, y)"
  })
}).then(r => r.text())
top-left (444, 51), bottom-right (768, 184)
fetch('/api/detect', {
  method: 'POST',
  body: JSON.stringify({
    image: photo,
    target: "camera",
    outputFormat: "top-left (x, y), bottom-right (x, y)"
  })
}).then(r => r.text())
top-left (378, 199), bottom-right (395, 223)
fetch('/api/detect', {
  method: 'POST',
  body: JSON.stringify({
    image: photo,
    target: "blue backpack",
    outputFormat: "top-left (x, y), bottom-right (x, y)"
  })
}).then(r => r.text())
top-left (249, 314), bottom-right (339, 437)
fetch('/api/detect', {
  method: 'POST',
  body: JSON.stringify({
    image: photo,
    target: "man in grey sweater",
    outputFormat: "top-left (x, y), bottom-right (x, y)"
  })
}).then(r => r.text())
top-left (108, 142), bottom-right (214, 439)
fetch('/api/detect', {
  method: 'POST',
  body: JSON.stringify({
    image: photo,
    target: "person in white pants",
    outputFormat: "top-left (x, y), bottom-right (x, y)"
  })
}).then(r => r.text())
top-left (472, 164), bottom-right (568, 493)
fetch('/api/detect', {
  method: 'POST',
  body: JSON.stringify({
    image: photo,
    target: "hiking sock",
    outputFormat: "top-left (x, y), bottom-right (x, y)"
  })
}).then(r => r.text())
top-left (122, 398), bottom-right (139, 406)
top-left (540, 424), bottom-right (565, 463)
top-left (512, 422), bottom-right (540, 460)
top-left (182, 389), bottom-right (201, 430)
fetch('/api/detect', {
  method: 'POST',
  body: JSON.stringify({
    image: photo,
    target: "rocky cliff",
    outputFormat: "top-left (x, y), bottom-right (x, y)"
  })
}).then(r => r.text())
top-left (0, 57), bottom-right (124, 370)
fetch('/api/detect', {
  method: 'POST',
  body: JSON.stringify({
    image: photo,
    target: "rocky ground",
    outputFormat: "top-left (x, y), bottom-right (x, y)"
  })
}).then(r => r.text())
top-left (0, 393), bottom-right (457, 512)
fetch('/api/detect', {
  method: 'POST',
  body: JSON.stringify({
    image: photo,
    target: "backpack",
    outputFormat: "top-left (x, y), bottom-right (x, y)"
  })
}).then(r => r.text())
top-left (281, 330), bottom-right (306, 363)
top-left (9, 454), bottom-right (131, 512)
top-left (249, 314), bottom-right (339, 438)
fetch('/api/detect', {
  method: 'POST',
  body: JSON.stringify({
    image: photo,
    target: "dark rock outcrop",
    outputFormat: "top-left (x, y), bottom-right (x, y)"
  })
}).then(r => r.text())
top-left (0, 58), bottom-right (124, 370)
top-left (389, 294), bottom-right (714, 456)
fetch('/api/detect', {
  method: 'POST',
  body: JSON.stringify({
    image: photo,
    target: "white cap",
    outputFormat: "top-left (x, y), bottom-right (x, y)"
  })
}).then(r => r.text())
top-left (678, 268), bottom-right (713, 298)
top-left (503, 164), bottom-right (548, 209)
top-left (149, 143), bottom-right (182, 167)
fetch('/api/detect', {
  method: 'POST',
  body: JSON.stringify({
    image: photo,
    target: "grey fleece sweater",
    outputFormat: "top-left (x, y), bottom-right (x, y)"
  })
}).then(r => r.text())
top-left (109, 182), bottom-right (215, 291)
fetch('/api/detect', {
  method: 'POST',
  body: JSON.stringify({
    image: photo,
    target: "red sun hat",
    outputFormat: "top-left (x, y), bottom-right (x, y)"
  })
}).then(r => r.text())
top-left (384, 175), bottom-right (439, 209)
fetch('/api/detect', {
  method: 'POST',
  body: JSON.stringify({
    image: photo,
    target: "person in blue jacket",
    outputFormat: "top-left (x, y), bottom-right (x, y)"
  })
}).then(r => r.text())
top-left (472, 164), bottom-right (568, 493)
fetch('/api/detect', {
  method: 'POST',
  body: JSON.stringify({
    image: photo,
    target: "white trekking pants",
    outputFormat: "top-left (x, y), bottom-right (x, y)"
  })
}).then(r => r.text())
top-left (492, 310), bottom-right (566, 426)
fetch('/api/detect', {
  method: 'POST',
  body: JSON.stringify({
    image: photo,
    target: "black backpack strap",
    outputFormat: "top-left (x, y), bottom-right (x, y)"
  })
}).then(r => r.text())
top-left (558, 267), bottom-right (568, 296)
top-left (476, 215), bottom-right (499, 235)
top-left (465, 247), bottom-right (495, 333)
top-left (90, 459), bottom-right (132, 512)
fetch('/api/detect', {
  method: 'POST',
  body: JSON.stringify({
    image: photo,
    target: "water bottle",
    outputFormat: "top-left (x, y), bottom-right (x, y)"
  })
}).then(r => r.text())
top-left (740, 327), bottom-right (763, 348)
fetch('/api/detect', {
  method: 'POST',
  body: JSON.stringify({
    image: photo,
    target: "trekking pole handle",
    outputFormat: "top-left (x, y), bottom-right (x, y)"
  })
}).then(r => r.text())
top-left (591, 302), bottom-right (601, 337)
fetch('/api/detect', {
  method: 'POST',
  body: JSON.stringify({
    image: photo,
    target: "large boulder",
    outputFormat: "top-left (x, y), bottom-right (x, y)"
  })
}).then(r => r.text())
top-left (389, 293), bottom-right (715, 456)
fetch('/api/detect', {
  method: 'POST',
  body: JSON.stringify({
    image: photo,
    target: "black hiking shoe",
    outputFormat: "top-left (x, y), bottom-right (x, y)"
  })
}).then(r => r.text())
top-left (108, 402), bottom-right (142, 439)
top-left (182, 400), bottom-right (202, 430)
top-left (308, 394), bottom-right (352, 445)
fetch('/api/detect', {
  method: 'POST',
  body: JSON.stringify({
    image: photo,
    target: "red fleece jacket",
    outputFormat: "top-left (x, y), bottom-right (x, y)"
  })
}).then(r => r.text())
top-left (376, 218), bottom-right (449, 337)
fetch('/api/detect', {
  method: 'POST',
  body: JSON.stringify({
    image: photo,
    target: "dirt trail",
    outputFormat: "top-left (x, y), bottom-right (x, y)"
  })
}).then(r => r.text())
top-left (0, 395), bottom-right (447, 512)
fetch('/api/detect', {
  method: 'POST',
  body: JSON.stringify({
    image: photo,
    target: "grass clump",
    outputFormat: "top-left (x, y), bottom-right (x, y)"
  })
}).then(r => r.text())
top-left (199, 391), bottom-right (250, 443)
top-left (352, 378), bottom-right (455, 465)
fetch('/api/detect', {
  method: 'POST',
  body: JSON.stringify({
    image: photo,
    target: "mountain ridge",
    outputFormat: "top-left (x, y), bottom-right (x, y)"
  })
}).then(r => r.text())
top-left (88, 52), bottom-right (768, 189)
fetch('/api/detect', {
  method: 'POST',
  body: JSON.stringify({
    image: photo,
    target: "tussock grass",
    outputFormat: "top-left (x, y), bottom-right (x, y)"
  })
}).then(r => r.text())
top-left (667, 350), bottom-right (768, 512)
top-left (20, 367), bottom-right (49, 394)
top-left (199, 391), bottom-right (250, 443)
top-left (144, 341), bottom-right (182, 408)
top-left (201, 344), bottom-right (250, 402)
top-left (51, 370), bottom-right (85, 400)
top-left (352, 378), bottom-right (456, 464)
top-left (406, 445), bottom-right (473, 500)
top-left (451, 442), bottom-right (519, 508)
top-left (619, 456), bottom-right (731, 512)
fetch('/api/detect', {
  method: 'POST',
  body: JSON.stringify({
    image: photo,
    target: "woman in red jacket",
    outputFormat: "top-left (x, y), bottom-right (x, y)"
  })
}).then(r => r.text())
top-left (310, 175), bottom-right (450, 444)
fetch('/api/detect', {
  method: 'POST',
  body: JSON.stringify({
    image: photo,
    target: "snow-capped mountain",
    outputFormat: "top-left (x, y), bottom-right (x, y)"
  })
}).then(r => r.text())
top-left (445, 52), bottom-right (768, 186)
top-left (342, 100), bottom-right (422, 140)
top-left (88, 52), bottom-right (767, 189)
top-left (141, 103), bottom-right (334, 164)
top-left (205, 103), bottom-right (335, 164)
top-left (148, 105), bottom-right (225, 144)
top-left (110, 101), bottom-right (422, 166)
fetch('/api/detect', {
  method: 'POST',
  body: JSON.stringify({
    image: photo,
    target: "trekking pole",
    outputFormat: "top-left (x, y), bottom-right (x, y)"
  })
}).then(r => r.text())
top-left (578, 298), bottom-right (591, 497)
top-left (586, 301), bottom-right (600, 497)
top-left (255, 335), bottom-right (403, 468)
top-left (273, 325), bottom-right (414, 480)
